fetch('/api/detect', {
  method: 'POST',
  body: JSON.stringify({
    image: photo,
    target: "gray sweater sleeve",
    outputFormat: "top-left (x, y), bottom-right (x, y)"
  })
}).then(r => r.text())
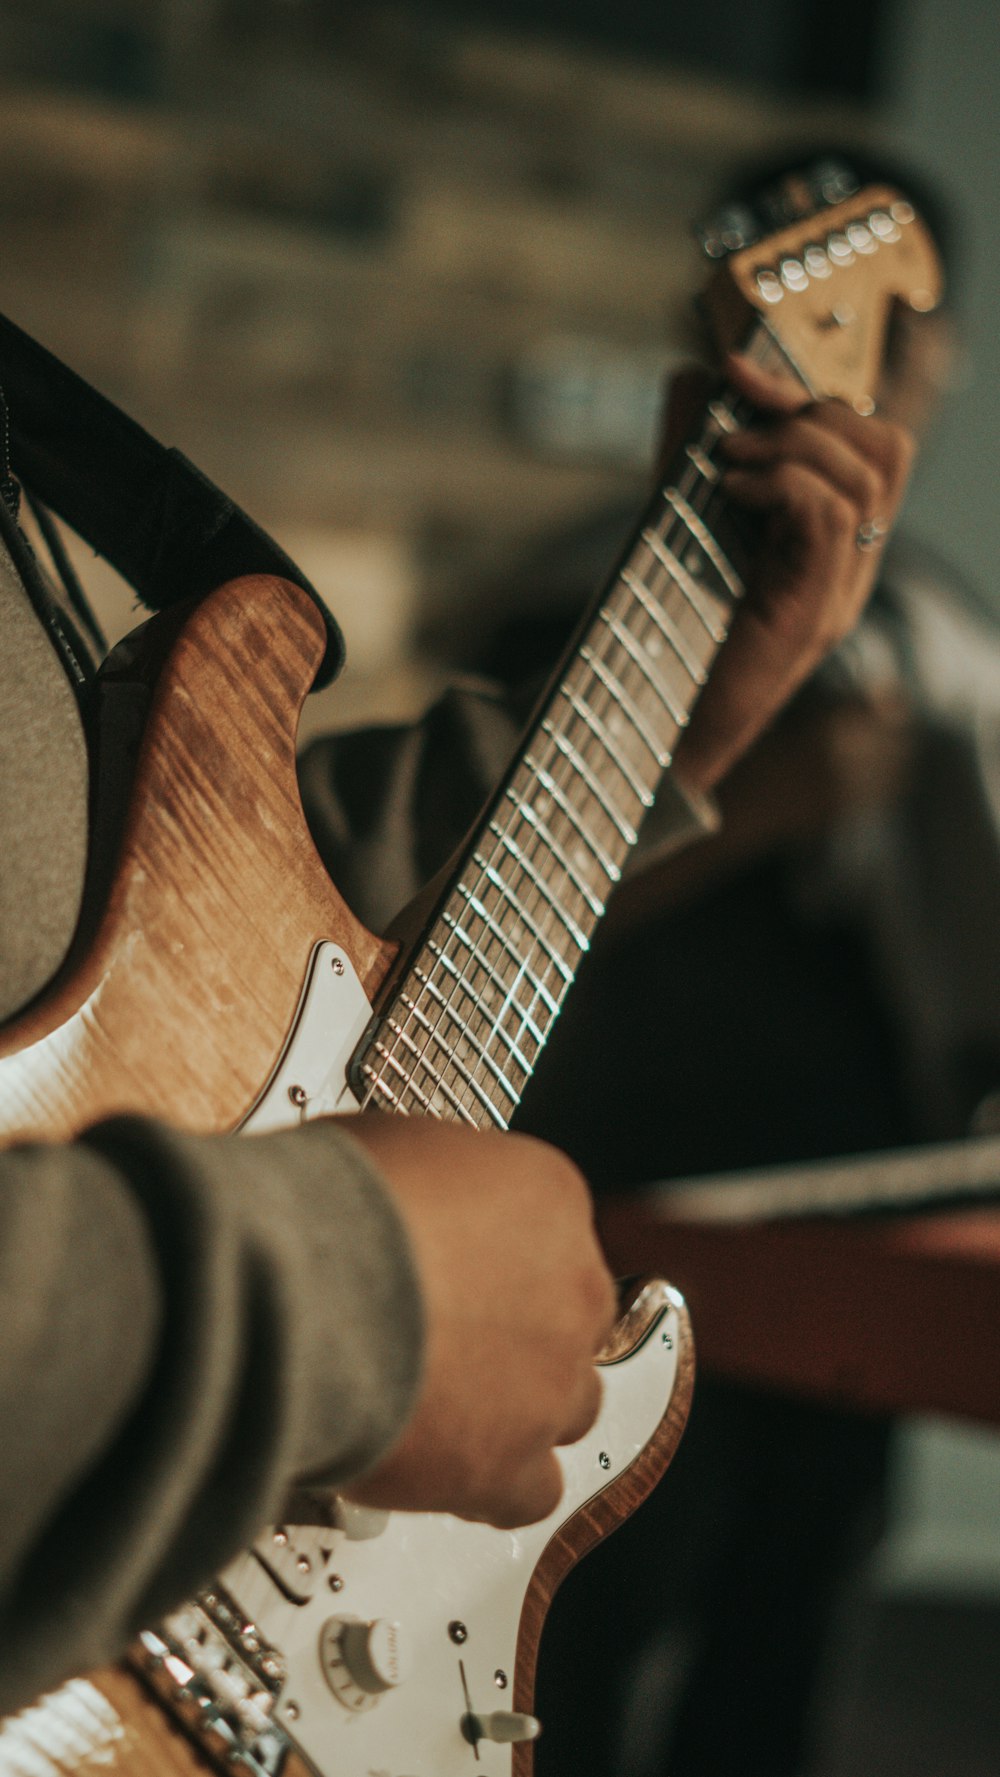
top-left (0, 1115), bottom-right (422, 1715)
top-left (0, 542), bottom-right (426, 1715)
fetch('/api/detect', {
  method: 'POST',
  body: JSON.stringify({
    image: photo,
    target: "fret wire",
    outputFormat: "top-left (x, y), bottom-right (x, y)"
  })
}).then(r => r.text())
top-left (358, 1065), bottom-right (408, 1113)
top-left (382, 1008), bottom-right (509, 1127)
top-left (360, 1059), bottom-right (456, 1122)
top-left (371, 736), bottom-right (579, 1109)
top-left (663, 487), bottom-right (744, 600)
top-left (586, 625), bottom-right (686, 738)
top-left (473, 852), bottom-right (576, 985)
top-left (686, 442), bottom-right (719, 484)
top-left (369, 1035), bottom-right (499, 1126)
top-left (555, 683), bottom-right (656, 809)
top-left (504, 788), bottom-right (606, 919)
top-left (486, 821), bottom-right (592, 955)
top-left (360, 1047), bottom-right (417, 1117)
top-left (481, 789), bottom-right (591, 978)
top-left (640, 530), bottom-right (728, 643)
top-left (392, 988), bottom-right (523, 1110)
top-left (430, 927), bottom-right (539, 1074)
top-left (541, 719), bottom-right (638, 843)
top-left (618, 567), bottom-right (708, 685)
top-left (400, 561), bottom-right (678, 1101)
top-left (437, 910), bottom-right (524, 1015)
top-left (361, 331), bottom-right (791, 1119)
top-left (523, 752), bottom-right (623, 884)
top-left (424, 853), bottom-right (563, 1106)
top-left (472, 842), bottom-right (582, 973)
top-left (367, 1036), bottom-right (439, 1116)
top-left (364, 741), bottom-right (558, 1104)
top-left (706, 397), bottom-right (738, 434)
top-left (534, 710), bottom-right (645, 859)
top-left (410, 980), bottom-right (528, 1112)
top-left (456, 879), bottom-right (560, 1021)
top-left (386, 892), bottom-right (526, 1121)
top-left (359, 1028), bottom-right (443, 1120)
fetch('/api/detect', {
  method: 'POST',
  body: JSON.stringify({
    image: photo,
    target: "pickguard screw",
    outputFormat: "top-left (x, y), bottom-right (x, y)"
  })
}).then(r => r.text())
top-left (662, 1331), bottom-right (674, 1348)
top-left (328, 1574), bottom-right (344, 1592)
top-left (494, 1669), bottom-right (508, 1689)
top-left (599, 1451), bottom-right (611, 1470)
top-left (331, 956), bottom-right (345, 976)
top-left (288, 1085), bottom-right (307, 1107)
top-left (284, 1702), bottom-right (300, 1722)
top-left (449, 1621), bottom-right (468, 1644)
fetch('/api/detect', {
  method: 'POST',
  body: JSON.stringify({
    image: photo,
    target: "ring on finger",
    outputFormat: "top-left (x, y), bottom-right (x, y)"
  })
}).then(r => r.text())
top-left (855, 517), bottom-right (890, 553)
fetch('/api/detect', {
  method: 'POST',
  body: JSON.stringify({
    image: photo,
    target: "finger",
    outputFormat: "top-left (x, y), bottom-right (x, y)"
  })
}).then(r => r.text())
top-left (724, 460), bottom-right (860, 581)
top-left (726, 354), bottom-right (915, 507)
top-left (725, 350), bottom-right (812, 417)
top-left (721, 416), bottom-right (887, 522)
top-left (483, 1452), bottom-right (565, 1530)
top-left (582, 1256), bottom-right (619, 1355)
top-left (726, 352), bottom-right (915, 503)
top-left (773, 400), bottom-right (916, 510)
top-left (557, 1364), bottom-right (605, 1449)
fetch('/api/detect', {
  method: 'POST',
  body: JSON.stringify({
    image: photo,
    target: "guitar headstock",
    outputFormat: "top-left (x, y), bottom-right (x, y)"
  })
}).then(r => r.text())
top-left (699, 169), bottom-right (944, 413)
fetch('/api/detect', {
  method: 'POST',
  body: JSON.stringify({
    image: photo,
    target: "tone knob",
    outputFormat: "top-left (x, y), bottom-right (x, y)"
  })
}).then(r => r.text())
top-left (319, 1616), bottom-right (412, 1712)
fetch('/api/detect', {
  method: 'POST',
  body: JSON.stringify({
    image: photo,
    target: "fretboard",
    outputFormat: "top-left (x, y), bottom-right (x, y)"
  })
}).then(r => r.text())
top-left (352, 321), bottom-right (803, 1127)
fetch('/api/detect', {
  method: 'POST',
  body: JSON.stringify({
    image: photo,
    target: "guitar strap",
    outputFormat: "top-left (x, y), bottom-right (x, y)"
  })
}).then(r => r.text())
top-left (0, 310), bottom-right (345, 694)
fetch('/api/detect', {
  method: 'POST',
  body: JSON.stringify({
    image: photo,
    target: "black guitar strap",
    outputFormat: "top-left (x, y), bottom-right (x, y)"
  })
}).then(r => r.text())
top-left (0, 310), bottom-right (345, 693)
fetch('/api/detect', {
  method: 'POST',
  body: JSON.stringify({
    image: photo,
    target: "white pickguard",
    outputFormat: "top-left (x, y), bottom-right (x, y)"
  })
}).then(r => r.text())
top-left (141, 941), bottom-right (684, 1777)
top-left (211, 1293), bottom-right (681, 1777)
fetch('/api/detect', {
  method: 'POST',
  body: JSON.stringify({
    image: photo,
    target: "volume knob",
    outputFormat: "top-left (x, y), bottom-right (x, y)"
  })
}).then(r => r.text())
top-left (319, 1616), bottom-right (412, 1712)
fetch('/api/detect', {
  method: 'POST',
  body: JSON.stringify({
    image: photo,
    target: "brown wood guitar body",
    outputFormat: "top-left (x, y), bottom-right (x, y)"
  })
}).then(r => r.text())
top-left (0, 575), bottom-right (693, 1777)
top-left (0, 576), bottom-right (397, 1142)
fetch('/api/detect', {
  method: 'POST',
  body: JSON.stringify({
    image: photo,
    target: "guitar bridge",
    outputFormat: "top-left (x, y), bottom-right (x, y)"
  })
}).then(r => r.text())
top-left (131, 1586), bottom-right (291, 1777)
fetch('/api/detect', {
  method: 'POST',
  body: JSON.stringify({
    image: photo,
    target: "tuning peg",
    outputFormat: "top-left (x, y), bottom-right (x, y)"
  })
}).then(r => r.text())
top-left (695, 203), bottom-right (760, 259)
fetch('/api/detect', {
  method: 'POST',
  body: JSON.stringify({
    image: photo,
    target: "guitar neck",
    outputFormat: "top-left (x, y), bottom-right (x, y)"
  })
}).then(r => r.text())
top-left (352, 319), bottom-right (805, 1128)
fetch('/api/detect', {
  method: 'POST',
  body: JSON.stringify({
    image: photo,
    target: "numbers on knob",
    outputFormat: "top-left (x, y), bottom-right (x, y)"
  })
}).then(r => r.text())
top-left (319, 1615), bottom-right (411, 1714)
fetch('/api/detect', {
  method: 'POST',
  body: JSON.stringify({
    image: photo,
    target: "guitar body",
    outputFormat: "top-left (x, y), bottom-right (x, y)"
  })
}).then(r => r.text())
top-left (0, 1278), bottom-right (690, 1777)
top-left (0, 574), bottom-right (693, 1777)
top-left (0, 576), bottom-right (395, 1139)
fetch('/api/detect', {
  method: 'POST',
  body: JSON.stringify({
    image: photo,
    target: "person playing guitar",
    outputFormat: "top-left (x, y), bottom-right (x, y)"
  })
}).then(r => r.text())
top-left (0, 163), bottom-right (924, 1775)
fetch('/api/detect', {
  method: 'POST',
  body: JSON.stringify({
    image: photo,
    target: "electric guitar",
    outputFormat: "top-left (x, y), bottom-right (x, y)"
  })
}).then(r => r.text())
top-left (0, 170), bottom-right (941, 1777)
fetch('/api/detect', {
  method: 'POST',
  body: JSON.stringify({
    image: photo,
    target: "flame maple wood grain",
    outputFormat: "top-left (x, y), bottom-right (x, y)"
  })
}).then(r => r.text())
top-left (0, 576), bottom-right (397, 1144)
top-left (512, 1292), bottom-right (695, 1777)
top-left (0, 575), bottom-right (692, 1777)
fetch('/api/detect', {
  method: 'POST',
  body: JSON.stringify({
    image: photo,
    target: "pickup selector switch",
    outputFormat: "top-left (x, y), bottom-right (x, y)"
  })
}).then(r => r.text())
top-left (319, 1616), bottom-right (412, 1713)
top-left (331, 1499), bottom-right (391, 1540)
top-left (463, 1710), bottom-right (542, 1744)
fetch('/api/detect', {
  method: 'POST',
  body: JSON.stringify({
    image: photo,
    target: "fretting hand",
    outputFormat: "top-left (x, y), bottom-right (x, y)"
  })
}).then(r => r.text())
top-left (672, 351), bottom-right (916, 793)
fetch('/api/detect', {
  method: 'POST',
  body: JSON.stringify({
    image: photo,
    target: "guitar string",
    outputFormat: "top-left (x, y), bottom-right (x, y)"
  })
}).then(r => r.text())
top-left (354, 531), bottom-right (713, 1124)
top-left (359, 321), bottom-right (796, 1121)
top-left (357, 322), bottom-right (788, 1122)
top-left (357, 459), bottom-right (739, 1124)
top-left (356, 324), bottom-right (774, 1122)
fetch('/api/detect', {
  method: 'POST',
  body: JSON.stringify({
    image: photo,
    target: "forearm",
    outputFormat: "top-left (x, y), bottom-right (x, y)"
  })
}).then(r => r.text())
top-left (0, 1116), bottom-right (422, 1714)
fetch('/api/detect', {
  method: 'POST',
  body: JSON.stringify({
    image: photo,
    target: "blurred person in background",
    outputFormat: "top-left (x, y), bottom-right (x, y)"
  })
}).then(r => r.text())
top-left (304, 148), bottom-right (1000, 1776)
top-left (0, 189), bottom-right (918, 1724)
top-left (512, 151), bottom-right (1000, 1777)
